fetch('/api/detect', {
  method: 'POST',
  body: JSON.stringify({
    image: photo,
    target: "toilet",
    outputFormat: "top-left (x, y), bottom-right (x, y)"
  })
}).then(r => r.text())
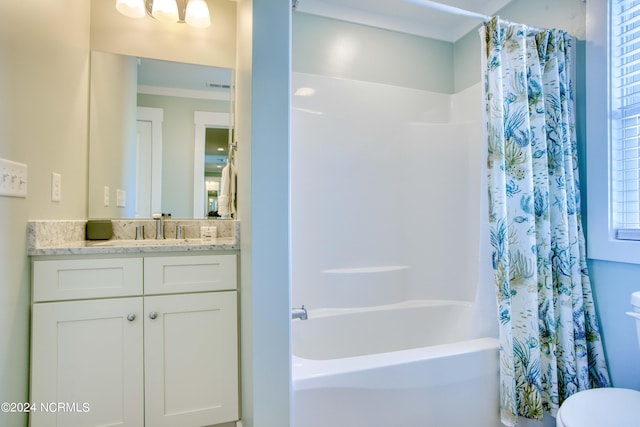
top-left (555, 291), bottom-right (640, 427)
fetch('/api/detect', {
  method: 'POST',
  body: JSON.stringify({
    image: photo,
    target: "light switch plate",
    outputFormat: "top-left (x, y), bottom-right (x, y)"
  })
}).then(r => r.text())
top-left (0, 158), bottom-right (27, 198)
top-left (104, 186), bottom-right (110, 207)
top-left (116, 189), bottom-right (126, 207)
top-left (51, 172), bottom-right (61, 202)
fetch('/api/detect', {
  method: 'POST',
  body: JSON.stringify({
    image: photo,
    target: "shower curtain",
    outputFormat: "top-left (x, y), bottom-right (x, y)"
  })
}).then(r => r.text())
top-left (482, 17), bottom-right (610, 426)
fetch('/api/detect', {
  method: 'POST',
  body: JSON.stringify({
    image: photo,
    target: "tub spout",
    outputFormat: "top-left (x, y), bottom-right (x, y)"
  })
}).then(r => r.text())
top-left (292, 305), bottom-right (308, 320)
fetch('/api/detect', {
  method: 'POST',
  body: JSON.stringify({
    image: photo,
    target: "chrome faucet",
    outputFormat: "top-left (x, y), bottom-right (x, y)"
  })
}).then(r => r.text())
top-left (153, 213), bottom-right (165, 240)
top-left (176, 224), bottom-right (186, 240)
top-left (292, 305), bottom-right (308, 320)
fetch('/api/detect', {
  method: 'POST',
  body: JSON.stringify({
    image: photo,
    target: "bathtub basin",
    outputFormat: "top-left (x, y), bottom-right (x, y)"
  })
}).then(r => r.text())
top-left (292, 300), bottom-right (500, 427)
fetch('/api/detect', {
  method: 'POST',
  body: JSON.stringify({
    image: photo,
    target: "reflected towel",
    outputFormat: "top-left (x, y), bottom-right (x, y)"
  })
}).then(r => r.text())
top-left (218, 162), bottom-right (236, 217)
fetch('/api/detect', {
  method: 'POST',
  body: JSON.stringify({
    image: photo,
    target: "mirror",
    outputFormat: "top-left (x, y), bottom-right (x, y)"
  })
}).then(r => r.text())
top-left (88, 51), bottom-right (234, 219)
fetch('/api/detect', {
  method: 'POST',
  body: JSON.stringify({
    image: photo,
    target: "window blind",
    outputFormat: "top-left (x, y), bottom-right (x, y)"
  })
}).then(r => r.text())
top-left (612, 0), bottom-right (640, 240)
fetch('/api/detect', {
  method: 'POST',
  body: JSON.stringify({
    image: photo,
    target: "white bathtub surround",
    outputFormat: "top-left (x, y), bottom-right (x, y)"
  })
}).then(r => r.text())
top-left (291, 72), bottom-right (498, 425)
top-left (292, 301), bottom-right (500, 427)
top-left (292, 72), bottom-right (486, 308)
top-left (483, 19), bottom-right (610, 425)
top-left (317, 265), bottom-right (411, 307)
top-left (293, 300), bottom-right (474, 359)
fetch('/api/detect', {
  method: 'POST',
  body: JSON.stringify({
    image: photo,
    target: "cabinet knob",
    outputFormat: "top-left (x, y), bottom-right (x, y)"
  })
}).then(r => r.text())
top-left (127, 313), bottom-right (136, 322)
top-left (149, 311), bottom-right (158, 320)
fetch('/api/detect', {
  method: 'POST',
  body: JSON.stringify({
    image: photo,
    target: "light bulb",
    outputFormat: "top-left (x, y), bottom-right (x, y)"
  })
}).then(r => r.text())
top-left (185, 0), bottom-right (211, 28)
top-left (152, 0), bottom-right (179, 23)
top-left (115, 0), bottom-right (145, 18)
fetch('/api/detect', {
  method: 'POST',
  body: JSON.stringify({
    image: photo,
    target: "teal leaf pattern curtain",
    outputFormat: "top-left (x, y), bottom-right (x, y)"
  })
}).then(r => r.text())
top-left (482, 17), bottom-right (610, 426)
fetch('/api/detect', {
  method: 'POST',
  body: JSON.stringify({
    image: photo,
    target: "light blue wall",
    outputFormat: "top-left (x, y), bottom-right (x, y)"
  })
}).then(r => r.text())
top-left (293, 13), bottom-right (453, 93)
top-left (591, 260), bottom-right (640, 389)
top-left (453, 29), bottom-right (480, 92)
top-left (453, 0), bottom-right (587, 92)
top-left (246, 0), bottom-right (293, 425)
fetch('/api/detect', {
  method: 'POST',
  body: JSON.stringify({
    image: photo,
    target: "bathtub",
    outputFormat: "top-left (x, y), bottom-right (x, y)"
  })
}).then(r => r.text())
top-left (292, 300), bottom-right (500, 427)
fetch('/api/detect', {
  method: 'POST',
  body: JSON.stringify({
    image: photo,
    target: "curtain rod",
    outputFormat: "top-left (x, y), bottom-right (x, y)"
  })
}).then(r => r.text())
top-left (494, 18), bottom-right (548, 34)
top-left (404, 0), bottom-right (490, 20)
top-left (404, 0), bottom-right (550, 34)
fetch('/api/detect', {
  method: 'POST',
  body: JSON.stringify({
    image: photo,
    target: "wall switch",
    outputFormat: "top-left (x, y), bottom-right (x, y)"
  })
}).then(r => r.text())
top-left (103, 186), bottom-right (110, 207)
top-left (116, 189), bottom-right (126, 207)
top-left (51, 172), bottom-right (61, 202)
top-left (0, 158), bottom-right (28, 198)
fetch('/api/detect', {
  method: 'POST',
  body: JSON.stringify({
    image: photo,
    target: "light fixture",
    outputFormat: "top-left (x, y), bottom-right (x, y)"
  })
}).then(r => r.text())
top-left (115, 0), bottom-right (211, 28)
top-left (152, 0), bottom-right (179, 23)
top-left (115, 0), bottom-right (145, 18)
top-left (185, 0), bottom-right (211, 28)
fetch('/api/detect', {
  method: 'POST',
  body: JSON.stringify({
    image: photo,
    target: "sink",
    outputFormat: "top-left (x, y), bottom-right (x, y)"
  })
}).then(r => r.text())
top-left (88, 238), bottom-right (211, 247)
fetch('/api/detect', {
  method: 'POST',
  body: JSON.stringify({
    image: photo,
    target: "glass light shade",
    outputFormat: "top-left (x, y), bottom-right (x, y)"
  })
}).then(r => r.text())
top-left (152, 0), bottom-right (179, 23)
top-left (115, 0), bottom-right (146, 18)
top-left (185, 0), bottom-right (211, 28)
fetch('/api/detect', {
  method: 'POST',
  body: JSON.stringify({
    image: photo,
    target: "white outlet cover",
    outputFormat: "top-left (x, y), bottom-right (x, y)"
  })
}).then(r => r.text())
top-left (116, 189), bottom-right (126, 207)
top-left (51, 172), bottom-right (61, 202)
top-left (104, 186), bottom-right (110, 207)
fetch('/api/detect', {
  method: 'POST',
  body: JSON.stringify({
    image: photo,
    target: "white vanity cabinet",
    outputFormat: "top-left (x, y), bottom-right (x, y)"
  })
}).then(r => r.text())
top-left (30, 253), bottom-right (239, 427)
top-left (143, 290), bottom-right (238, 427)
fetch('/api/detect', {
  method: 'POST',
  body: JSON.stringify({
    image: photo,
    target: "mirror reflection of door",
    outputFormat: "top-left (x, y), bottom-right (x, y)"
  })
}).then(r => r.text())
top-left (135, 106), bottom-right (163, 218)
top-left (194, 111), bottom-right (232, 218)
top-left (136, 120), bottom-right (152, 218)
top-left (205, 127), bottom-right (230, 217)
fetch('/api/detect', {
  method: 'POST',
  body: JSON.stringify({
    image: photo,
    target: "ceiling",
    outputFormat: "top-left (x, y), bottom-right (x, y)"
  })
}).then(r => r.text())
top-left (294, 0), bottom-right (513, 42)
top-left (137, 57), bottom-right (232, 93)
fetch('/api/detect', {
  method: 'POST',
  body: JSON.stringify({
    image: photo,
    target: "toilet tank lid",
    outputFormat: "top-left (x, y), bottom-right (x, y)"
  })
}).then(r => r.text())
top-left (632, 291), bottom-right (640, 308)
top-left (558, 388), bottom-right (640, 427)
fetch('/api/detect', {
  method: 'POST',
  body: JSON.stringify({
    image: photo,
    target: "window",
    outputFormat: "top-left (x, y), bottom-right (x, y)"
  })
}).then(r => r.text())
top-left (611, 0), bottom-right (640, 240)
top-left (586, 0), bottom-right (640, 263)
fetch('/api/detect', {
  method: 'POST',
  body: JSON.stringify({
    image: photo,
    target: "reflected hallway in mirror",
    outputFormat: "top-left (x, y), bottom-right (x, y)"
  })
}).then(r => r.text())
top-left (88, 51), bottom-right (234, 219)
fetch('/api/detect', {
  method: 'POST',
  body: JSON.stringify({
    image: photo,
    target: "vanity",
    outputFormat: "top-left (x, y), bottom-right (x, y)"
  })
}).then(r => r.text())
top-left (27, 220), bottom-right (240, 427)
top-left (25, 3), bottom-right (242, 425)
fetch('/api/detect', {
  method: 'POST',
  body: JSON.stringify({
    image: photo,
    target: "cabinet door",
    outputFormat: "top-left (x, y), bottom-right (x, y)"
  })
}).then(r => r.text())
top-left (144, 292), bottom-right (238, 427)
top-left (30, 298), bottom-right (144, 427)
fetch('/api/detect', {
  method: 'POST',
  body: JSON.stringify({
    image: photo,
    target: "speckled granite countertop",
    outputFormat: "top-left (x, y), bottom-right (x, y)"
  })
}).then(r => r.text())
top-left (28, 220), bottom-right (239, 256)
